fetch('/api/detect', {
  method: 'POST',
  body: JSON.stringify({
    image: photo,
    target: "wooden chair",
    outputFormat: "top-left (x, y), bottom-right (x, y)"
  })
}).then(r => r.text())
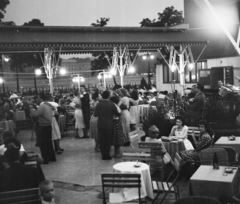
top-left (152, 153), bottom-right (182, 204)
top-left (122, 148), bottom-right (152, 164)
top-left (187, 126), bottom-right (201, 149)
top-left (101, 173), bottom-right (145, 204)
top-left (24, 155), bottom-right (45, 181)
top-left (138, 142), bottom-right (166, 176)
top-left (187, 126), bottom-right (200, 137)
top-left (0, 188), bottom-right (41, 204)
top-left (174, 196), bottom-right (220, 204)
top-left (200, 148), bottom-right (229, 166)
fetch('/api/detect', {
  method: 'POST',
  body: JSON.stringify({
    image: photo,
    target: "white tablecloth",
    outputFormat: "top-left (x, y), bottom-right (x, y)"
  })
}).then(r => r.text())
top-left (215, 136), bottom-right (240, 153)
top-left (189, 165), bottom-right (240, 198)
top-left (113, 161), bottom-right (153, 201)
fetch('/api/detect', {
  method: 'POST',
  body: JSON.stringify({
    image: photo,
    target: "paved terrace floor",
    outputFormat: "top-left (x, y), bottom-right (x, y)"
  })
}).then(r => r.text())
top-left (18, 130), bottom-right (189, 204)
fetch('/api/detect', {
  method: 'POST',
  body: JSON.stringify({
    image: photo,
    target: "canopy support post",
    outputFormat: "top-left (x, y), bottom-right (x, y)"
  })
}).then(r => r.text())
top-left (44, 48), bottom-right (54, 94)
top-left (111, 46), bottom-right (135, 87)
top-left (179, 45), bottom-right (185, 96)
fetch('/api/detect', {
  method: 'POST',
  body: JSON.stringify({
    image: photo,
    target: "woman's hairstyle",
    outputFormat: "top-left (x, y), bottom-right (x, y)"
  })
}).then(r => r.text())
top-left (120, 88), bottom-right (129, 97)
top-left (131, 90), bottom-right (139, 100)
top-left (115, 89), bottom-right (124, 98)
top-left (44, 93), bottom-right (52, 101)
top-left (109, 96), bottom-right (120, 105)
top-left (74, 90), bottom-right (79, 96)
top-left (91, 92), bottom-right (99, 101)
top-left (4, 137), bottom-right (21, 150)
top-left (59, 99), bottom-right (65, 105)
top-left (4, 148), bottom-right (20, 162)
top-left (199, 120), bottom-right (213, 136)
top-left (175, 116), bottom-right (185, 126)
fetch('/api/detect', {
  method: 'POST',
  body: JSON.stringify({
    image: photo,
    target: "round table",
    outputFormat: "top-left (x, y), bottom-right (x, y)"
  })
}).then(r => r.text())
top-left (113, 162), bottom-right (153, 201)
top-left (162, 140), bottom-right (185, 160)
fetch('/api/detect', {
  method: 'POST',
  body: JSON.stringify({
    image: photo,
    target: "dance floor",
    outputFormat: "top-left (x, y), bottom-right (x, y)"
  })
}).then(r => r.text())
top-left (18, 130), bottom-right (188, 204)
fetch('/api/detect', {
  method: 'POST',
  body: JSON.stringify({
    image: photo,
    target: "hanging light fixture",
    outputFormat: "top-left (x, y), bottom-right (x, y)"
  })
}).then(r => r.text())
top-left (188, 63), bottom-right (194, 71)
top-left (171, 65), bottom-right (176, 72)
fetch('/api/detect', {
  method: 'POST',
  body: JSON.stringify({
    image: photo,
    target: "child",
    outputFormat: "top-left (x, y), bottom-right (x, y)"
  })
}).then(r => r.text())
top-left (39, 180), bottom-right (55, 204)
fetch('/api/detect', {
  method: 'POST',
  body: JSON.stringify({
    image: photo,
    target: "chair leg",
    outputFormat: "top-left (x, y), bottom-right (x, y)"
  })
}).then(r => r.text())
top-left (31, 129), bottom-right (34, 141)
top-left (152, 191), bottom-right (161, 204)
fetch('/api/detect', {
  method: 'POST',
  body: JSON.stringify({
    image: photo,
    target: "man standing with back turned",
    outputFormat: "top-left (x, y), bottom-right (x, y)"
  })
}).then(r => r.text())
top-left (30, 93), bottom-right (56, 164)
top-left (94, 90), bottom-right (120, 160)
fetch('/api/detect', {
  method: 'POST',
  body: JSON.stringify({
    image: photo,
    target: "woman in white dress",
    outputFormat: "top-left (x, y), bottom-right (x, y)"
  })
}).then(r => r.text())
top-left (169, 116), bottom-right (194, 150)
top-left (48, 101), bottom-right (64, 154)
top-left (129, 90), bottom-right (140, 129)
top-left (73, 91), bottom-right (85, 139)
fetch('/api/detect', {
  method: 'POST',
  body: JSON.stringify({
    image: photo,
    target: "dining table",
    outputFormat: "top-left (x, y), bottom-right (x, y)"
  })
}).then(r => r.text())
top-left (113, 161), bottom-right (154, 201)
top-left (189, 165), bottom-right (240, 198)
top-left (0, 120), bottom-right (16, 136)
top-left (15, 111), bottom-right (26, 121)
top-left (215, 136), bottom-right (240, 153)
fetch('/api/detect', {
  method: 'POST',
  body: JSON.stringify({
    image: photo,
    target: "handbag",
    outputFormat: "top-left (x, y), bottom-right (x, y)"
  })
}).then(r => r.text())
top-left (163, 152), bottom-right (171, 165)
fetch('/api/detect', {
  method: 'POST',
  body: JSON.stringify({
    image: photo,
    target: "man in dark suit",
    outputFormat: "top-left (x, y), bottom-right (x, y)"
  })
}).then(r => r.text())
top-left (0, 148), bottom-right (45, 192)
top-left (189, 83), bottom-right (206, 114)
top-left (94, 90), bottom-right (121, 160)
top-left (80, 86), bottom-right (90, 138)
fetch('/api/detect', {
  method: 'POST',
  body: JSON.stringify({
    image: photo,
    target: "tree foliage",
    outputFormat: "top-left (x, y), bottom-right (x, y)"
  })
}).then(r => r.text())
top-left (140, 7), bottom-right (183, 65)
top-left (91, 18), bottom-right (113, 74)
top-left (91, 18), bottom-right (110, 27)
top-left (140, 6), bottom-right (184, 27)
top-left (23, 19), bottom-right (44, 26)
top-left (0, 21), bottom-right (15, 26)
top-left (0, 0), bottom-right (9, 22)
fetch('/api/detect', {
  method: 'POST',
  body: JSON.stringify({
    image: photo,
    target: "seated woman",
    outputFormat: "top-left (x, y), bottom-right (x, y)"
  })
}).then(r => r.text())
top-left (180, 120), bottom-right (212, 163)
top-left (169, 116), bottom-right (194, 150)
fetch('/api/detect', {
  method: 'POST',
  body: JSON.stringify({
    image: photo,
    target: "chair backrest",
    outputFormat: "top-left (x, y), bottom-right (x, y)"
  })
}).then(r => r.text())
top-left (212, 146), bottom-right (238, 164)
top-left (174, 196), bottom-right (220, 204)
top-left (0, 188), bottom-right (40, 204)
top-left (128, 130), bottom-right (145, 141)
top-left (171, 152), bottom-right (182, 172)
top-left (101, 173), bottom-right (141, 203)
top-left (200, 148), bottom-right (228, 166)
top-left (138, 141), bottom-right (166, 155)
top-left (122, 148), bottom-right (152, 163)
top-left (188, 126), bottom-right (200, 138)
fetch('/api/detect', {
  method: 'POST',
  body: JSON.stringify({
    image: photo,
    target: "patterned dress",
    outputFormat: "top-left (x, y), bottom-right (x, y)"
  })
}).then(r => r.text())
top-left (180, 132), bottom-right (212, 163)
top-left (112, 119), bottom-right (125, 146)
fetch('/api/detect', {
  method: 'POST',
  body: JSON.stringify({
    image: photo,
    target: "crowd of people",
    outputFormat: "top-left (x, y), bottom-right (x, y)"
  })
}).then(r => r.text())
top-left (0, 81), bottom-right (217, 203)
